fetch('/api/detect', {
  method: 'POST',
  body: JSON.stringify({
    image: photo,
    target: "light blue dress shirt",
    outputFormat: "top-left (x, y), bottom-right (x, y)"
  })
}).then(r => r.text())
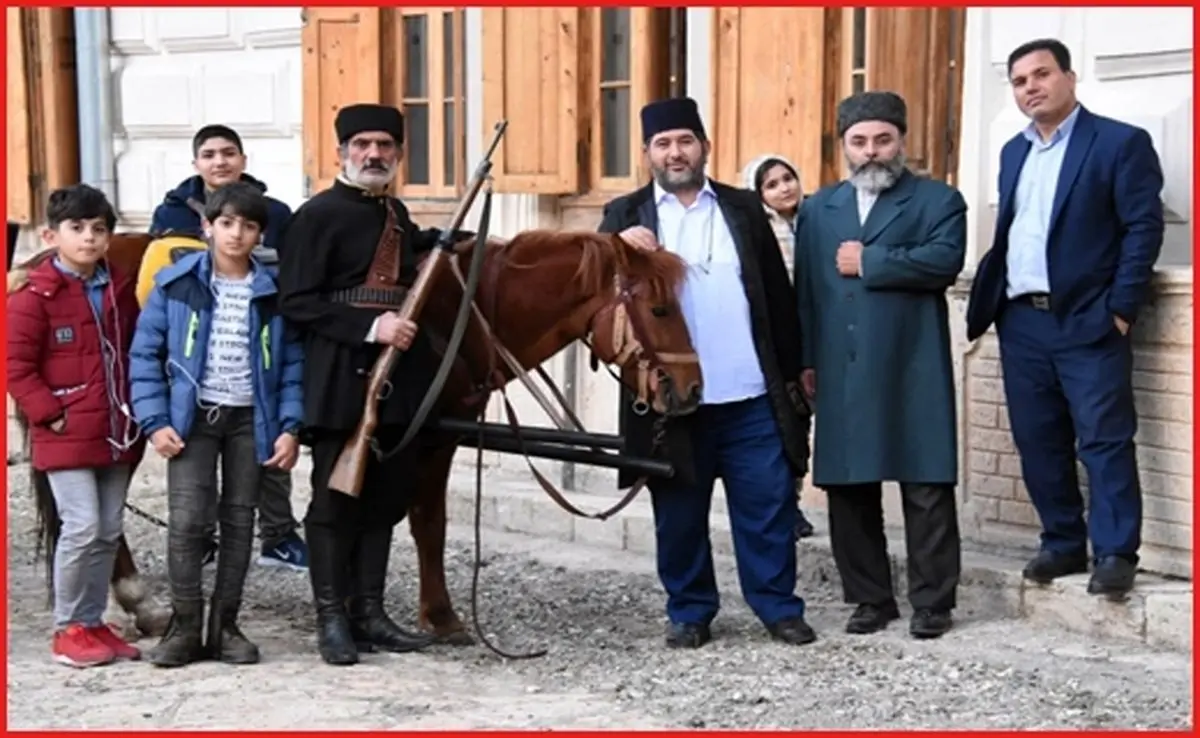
top-left (1005, 104), bottom-right (1082, 298)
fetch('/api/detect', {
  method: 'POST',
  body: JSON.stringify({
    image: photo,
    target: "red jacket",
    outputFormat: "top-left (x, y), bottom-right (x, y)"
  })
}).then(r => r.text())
top-left (7, 258), bottom-right (145, 471)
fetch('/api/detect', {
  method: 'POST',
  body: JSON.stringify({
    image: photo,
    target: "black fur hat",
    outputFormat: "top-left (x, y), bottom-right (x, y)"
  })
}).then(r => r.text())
top-left (334, 103), bottom-right (405, 145)
top-left (640, 97), bottom-right (707, 143)
top-left (836, 91), bottom-right (908, 137)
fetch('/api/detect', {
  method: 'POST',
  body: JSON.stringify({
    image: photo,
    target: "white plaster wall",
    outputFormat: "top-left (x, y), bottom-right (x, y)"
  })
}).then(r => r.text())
top-left (109, 8), bottom-right (305, 229)
top-left (956, 7), bottom-right (1193, 270)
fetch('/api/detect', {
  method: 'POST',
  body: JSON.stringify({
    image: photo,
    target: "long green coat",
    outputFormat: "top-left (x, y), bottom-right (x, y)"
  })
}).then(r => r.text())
top-left (794, 171), bottom-right (967, 487)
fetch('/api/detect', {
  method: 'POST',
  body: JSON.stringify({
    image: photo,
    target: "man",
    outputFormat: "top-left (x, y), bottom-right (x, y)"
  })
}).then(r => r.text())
top-left (795, 91), bottom-right (967, 640)
top-left (277, 103), bottom-right (462, 665)
top-left (600, 97), bottom-right (817, 649)
top-left (966, 39), bottom-right (1164, 598)
top-left (145, 124), bottom-right (308, 571)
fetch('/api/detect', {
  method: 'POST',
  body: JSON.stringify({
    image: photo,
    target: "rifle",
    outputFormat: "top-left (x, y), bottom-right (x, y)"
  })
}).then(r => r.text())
top-left (327, 120), bottom-right (509, 497)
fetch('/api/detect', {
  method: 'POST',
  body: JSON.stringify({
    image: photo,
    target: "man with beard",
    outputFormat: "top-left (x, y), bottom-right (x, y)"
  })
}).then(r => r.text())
top-left (600, 97), bottom-right (817, 649)
top-left (145, 124), bottom-right (308, 573)
top-left (966, 40), bottom-right (1164, 597)
top-left (794, 91), bottom-right (966, 639)
top-left (277, 103), bottom-right (464, 665)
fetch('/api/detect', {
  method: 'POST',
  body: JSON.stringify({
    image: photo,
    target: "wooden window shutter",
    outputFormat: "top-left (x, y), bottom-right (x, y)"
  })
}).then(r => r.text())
top-left (480, 7), bottom-right (582, 194)
top-left (7, 8), bottom-right (34, 225)
top-left (709, 8), bottom-right (828, 196)
top-left (301, 7), bottom-right (383, 196)
top-left (867, 9), bottom-right (965, 183)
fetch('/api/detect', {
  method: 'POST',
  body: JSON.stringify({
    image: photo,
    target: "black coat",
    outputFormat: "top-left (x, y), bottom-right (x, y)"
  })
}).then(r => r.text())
top-left (597, 180), bottom-right (812, 489)
top-left (277, 180), bottom-right (470, 433)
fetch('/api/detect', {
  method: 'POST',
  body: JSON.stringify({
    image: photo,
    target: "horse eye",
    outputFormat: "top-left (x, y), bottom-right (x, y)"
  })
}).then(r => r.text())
top-left (651, 305), bottom-right (669, 318)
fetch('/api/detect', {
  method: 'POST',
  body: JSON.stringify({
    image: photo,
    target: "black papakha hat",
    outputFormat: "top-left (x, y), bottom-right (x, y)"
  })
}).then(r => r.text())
top-left (836, 91), bottom-right (908, 137)
top-left (334, 103), bottom-right (405, 145)
top-left (640, 97), bottom-right (707, 143)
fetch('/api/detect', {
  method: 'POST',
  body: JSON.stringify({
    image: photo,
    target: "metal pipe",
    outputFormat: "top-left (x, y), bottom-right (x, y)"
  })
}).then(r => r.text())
top-left (432, 416), bottom-right (624, 450)
top-left (73, 9), bottom-right (116, 203)
top-left (453, 434), bottom-right (673, 479)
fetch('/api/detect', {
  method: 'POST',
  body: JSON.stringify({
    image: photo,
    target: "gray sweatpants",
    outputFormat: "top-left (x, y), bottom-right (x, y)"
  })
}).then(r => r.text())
top-left (45, 465), bottom-right (132, 629)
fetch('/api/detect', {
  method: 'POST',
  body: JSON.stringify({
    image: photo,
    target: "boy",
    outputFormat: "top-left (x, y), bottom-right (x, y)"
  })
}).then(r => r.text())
top-left (129, 182), bottom-right (305, 667)
top-left (143, 123), bottom-right (307, 571)
top-left (7, 184), bottom-right (145, 667)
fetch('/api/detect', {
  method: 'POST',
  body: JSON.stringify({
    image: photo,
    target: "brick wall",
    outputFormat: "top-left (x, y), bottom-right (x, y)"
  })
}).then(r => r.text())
top-left (961, 269), bottom-right (1194, 578)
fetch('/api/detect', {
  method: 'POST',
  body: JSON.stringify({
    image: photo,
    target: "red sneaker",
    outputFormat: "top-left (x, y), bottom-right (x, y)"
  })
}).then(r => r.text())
top-left (52, 624), bottom-right (115, 668)
top-left (89, 625), bottom-right (142, 661)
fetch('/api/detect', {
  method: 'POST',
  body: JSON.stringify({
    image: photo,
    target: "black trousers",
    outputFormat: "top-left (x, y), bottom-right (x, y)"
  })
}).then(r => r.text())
top-left (305, 426), bottom-right (421, 533)
top-left (824, 482), bottom-right (961, 612)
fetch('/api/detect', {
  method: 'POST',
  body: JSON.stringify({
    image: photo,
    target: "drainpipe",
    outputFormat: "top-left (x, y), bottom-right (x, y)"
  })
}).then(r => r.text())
top-left (74, 8), bottom-right (117, 205)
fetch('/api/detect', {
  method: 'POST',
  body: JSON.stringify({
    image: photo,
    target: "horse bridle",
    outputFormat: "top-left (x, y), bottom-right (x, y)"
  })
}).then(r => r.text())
top-left (585, 273), bottom-right (700, 416)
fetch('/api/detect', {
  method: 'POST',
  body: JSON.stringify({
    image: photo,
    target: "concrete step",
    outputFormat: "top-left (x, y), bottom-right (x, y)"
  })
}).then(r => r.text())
top-left (444, 464), bottom-right (1192, 653)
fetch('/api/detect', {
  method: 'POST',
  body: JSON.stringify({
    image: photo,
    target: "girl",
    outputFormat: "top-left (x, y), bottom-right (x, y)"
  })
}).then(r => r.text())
top-left (742, 154), bottom-right (815, 539)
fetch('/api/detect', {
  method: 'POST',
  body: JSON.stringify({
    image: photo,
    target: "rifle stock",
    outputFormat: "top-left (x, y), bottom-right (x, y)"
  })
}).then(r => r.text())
top-left (328, 120), bottom-right (508, 497)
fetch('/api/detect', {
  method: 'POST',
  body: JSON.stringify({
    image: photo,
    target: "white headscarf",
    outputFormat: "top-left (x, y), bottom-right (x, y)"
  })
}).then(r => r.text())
top-left (741, 153), bottom-right (802, 278)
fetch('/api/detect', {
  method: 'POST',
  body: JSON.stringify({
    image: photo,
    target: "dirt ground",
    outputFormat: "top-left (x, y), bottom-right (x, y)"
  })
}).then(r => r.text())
top-left (5, 453), bottom-right (1194, 730)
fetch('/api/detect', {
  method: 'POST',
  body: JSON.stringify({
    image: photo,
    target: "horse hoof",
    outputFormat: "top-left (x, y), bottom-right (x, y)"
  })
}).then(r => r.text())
top-left (136, 608), bottom-right (172, 638)
top-left (435, 629), bottom-right (474, 647)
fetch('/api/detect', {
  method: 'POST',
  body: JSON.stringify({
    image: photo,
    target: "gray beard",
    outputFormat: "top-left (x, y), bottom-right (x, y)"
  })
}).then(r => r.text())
top-left (847, 153), bottom-right (907, 194)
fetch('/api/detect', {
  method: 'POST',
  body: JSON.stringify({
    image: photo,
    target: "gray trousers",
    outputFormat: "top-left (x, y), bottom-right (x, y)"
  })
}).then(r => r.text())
top-left (46, 465), bottom-right (132, 629)
top-left (166, 407), bottom-right (261, 604)
top-left (202, 465), bottom-right (297, 549)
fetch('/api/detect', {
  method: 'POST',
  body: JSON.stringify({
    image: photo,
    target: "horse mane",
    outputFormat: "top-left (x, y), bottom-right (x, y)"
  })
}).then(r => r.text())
top-left (495, 230), bottom-right (687, 303)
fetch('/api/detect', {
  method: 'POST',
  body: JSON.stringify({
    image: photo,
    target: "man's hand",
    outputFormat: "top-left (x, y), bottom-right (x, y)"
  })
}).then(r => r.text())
top-left (265, 432), bottom-right (300, 471)
top-left (150, 427), bottom-right (185, 458)
top-left (1114, 315), bottom-right (1130, 336)
top-left (617, 226), bottom-right (661, 253)
top-left (801, 369), bottom-right (816, 400)
top-left (376, 313), bottom-right (419, 350)
top-left (836, 241), bottom-right (864, 277)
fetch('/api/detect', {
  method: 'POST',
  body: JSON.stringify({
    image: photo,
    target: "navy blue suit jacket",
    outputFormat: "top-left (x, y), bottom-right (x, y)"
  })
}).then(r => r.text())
top-left (965, 105), bottom-right (1164, 345)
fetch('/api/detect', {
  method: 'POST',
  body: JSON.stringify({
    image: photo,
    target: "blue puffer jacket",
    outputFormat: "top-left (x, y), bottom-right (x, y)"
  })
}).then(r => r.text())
top-left (129, 250), bottom-right (305, 463)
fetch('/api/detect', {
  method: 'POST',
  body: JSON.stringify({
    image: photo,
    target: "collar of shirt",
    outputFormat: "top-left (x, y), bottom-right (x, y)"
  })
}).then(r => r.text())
top-left (52, 256), bottom-right (109, 288)
top-left (1021, 103), bottom-right (1081, 149)
top-left (653, 177), bottom-right (718, 208)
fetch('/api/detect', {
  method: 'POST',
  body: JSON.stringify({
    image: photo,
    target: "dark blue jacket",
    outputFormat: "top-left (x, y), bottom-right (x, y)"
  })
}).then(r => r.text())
top-left (129, 250), bottom-right (305, 463)
top-left (149, 174), bottom-right (293, 254)
top-left (966, 105), bottom-right (1165, 344)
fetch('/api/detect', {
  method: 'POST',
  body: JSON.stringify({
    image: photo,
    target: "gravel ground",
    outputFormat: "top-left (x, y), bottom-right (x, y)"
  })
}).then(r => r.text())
top-left (6, 453), bottom-right (1193, 730)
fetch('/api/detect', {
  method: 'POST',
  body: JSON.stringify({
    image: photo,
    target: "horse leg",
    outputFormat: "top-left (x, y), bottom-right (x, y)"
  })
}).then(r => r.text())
top-left (109, 534), bottom-right (171, 638)
top-left (407, 443), bottom-right (471, 645)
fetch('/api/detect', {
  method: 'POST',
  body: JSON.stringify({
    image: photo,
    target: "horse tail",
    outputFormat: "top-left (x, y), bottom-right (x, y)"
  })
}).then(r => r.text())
top-left (32, 467), bottom-right (61, 606)
top-left (15, 408), bottom-right (59, 604)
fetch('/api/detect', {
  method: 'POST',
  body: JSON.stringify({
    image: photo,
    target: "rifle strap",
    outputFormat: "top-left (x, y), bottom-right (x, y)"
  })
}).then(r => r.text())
top-left (371, 186), bottom-right (495, 462)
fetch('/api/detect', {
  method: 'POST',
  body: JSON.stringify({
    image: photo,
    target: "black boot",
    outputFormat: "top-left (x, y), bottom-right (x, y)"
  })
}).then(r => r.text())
top-left (205, 596), bottom-right (260, 664)
top-left (147, 600), bottom-right (207, 668)
top-left (306, 523), bottom-right (360, 665)
top-left (347, 528), bottom-right (435, 653)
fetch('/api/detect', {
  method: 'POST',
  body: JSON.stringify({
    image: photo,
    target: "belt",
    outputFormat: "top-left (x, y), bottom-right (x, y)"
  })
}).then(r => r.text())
top-left (1012, 292), bottom-right (1052, 311)
top-left (325, 285), bottom-right (408, 309)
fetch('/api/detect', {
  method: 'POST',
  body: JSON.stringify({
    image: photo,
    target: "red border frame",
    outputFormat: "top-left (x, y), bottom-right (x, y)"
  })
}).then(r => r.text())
top-left (2, 0), bottom-right (1196, 735)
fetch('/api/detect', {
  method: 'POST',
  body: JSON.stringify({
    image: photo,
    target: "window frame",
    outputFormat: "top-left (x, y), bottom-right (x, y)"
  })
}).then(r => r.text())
top-left (392, 7), bottom-right (467, 199)
top-left (582, 7), bottom-right (677, 196)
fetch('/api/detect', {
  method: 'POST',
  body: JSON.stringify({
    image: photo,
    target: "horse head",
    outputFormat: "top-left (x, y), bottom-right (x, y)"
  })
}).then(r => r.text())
top-left (470, 230), bottom-right (702, 418)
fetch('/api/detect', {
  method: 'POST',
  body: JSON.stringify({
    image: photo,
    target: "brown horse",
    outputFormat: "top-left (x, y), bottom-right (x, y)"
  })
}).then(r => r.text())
top-left (7, 231), bottom-right (173, 639)
top-left (10, 226), bottom-right (701, 647)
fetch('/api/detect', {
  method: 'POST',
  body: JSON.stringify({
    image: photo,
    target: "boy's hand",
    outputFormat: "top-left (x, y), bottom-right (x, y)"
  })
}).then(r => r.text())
top-left (265, 432), bottom-right (299, 471)
top-left (150, 427), bottom-right (185, 458)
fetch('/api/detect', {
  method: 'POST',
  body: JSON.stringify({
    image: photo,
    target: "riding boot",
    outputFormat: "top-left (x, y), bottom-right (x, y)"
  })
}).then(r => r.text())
top-left (205, 596), bottom-right (260, 664)
top-left (306, 522), bottom-right (359, 665)
top-left (347, 527), bottom-right (435, 653)
top-left (147, 600), bottom-right (206, 668)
